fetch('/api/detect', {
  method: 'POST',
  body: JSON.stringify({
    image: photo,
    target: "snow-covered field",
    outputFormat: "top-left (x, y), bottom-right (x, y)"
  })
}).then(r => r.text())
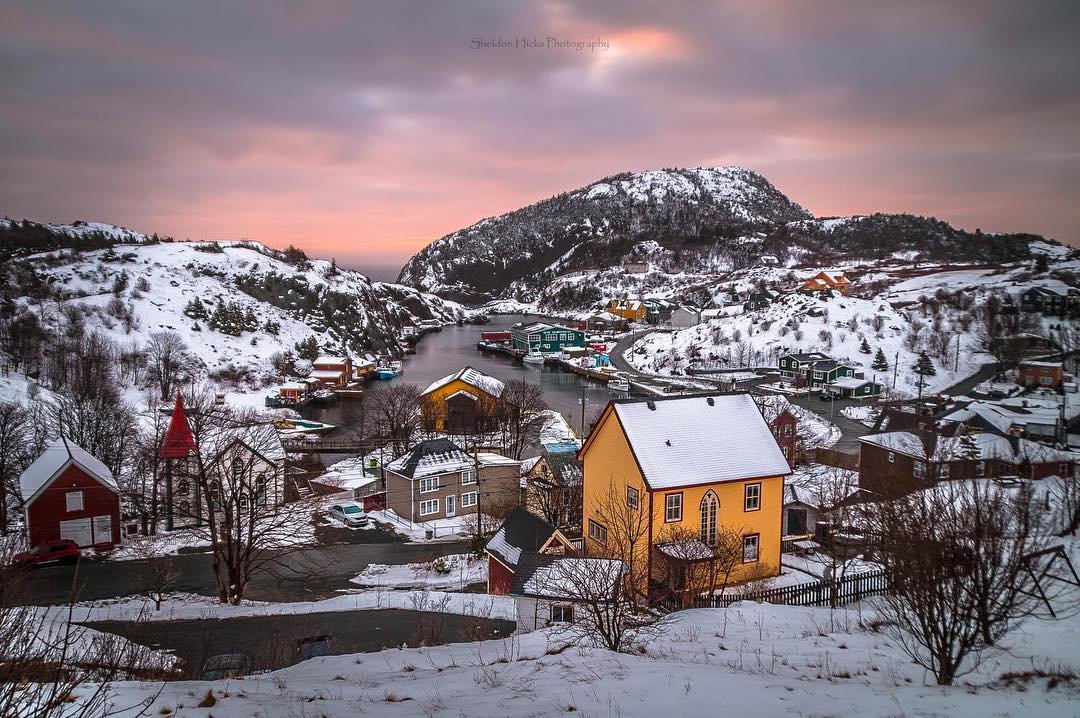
top-left (72, 591), bottom-right (1080, 717)
top-left (351, 553), bottom-right (486, 590)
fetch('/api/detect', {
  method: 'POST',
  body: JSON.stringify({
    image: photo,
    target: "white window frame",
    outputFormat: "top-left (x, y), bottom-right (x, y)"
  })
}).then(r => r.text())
top-left (744, 483), bottom-right (761, 511)
top-left (743, 534), bottom-right (760, 563)
top-left (66, 491), bottom-right (84, 512)
top-left (914, 461), bottom-right (926, 480)
top-left (419, 476), bottom-right (440, 494)
top-left (626, 486), bottom-right (639, 509)
top-left (664, 493), bottom-right (682, 523)
top-left (1040, 376), bottom-right (1053, 386)
top-left (419, 499), bottom-right (439, 516)
top-left (939, 463), bottom-right (951, 480)
top-left (460, 491), bottom-right (477, 508)
top-left (460, 469), bottom-right (476, 485)
top-left (550, 604), bottom-right (574, 623)
top-left (588, 519), bottom-right (607, 546)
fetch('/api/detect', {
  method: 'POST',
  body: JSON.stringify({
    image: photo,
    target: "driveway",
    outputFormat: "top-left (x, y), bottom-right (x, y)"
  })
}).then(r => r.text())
top-left (18, 540), bottom-right (470, 606)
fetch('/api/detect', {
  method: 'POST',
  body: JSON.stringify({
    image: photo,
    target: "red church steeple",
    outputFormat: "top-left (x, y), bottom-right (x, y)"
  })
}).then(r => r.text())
top-left (160, 393), bottom-right (197, 458)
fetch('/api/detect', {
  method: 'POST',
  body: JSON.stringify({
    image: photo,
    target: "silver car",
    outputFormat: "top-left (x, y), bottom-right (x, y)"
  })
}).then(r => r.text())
top-left (328, 502), bottom-right (369, 527)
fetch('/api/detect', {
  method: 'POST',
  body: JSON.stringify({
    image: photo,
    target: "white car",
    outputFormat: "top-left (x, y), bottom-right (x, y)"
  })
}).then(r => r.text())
top-left (328, 501), bottom-right (369, 527)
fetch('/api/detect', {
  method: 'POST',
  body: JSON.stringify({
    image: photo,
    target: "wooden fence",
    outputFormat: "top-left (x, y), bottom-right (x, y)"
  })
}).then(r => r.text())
top-left (696, 569), bottom-right (889, 609)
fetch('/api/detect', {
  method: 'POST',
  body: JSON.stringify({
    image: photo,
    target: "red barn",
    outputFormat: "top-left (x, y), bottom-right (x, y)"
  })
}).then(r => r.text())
top-left (485, 507), bottom-right (575, 595)
top-left (20, 438), bottom-right (121, 550)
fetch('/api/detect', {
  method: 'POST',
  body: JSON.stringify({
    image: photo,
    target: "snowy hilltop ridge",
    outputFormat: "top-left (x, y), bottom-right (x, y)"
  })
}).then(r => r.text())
top-left (397, 166), bottom-right (1049, 303)
top-left (3, 233), bottom-right (460, 387)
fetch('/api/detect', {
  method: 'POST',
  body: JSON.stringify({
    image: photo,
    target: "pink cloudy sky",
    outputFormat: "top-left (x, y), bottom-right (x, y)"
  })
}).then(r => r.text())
top-left (2, 2), bottom-right (1078, 276)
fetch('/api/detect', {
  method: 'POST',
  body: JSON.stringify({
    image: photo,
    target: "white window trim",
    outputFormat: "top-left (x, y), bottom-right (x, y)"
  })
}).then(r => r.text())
top-left (460, 469), bottom-right (476, 485)
top-left (665, 493), bottom-right (682, 523)
top-left (66, 491), bottom-right (84, 512)
top-left (743, 534), bottom-right (760, 563)
top-left (461, 491), bottom-right (477, 507)
top-left (744, 483), bottom-right (761, 511)
top-left (419, 499), bottom-right (439, 516)
top-left (419, 476), bottom-right (440, 494)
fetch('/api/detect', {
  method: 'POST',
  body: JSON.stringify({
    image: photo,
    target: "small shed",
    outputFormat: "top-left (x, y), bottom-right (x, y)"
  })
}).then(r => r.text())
top-left (20, 438), bottom-right (122, 550)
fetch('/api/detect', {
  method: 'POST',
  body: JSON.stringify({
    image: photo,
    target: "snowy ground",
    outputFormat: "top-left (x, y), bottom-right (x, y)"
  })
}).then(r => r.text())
top-left (840, 405), bottom-right (878, 426)
top-left (74, 592), bottom-right (1080, 717)
top-left (367, 508), bottom-right (499, 542)
top-left (351, 553), bottom-right (486, 591)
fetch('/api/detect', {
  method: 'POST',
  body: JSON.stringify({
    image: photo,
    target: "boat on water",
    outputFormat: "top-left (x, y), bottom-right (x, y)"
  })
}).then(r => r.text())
top-left (608, 375), bottom-right (630, 392)
top-left (311, 388), bottom-right (336, 402)
top-left (375, 360), bottom-right (403, 379)
top-left (273, 418), bottom-right (337, 435)
top-left (523, 351), bottom-right (545, 365)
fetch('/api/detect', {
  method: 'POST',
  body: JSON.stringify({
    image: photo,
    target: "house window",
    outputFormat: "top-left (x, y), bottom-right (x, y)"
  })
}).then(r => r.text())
top-left (744, 483), bottom-right (761, 512)
top-left (419, 477), bottom-right (440, 493)
top-left (772, 427), bottom-right (779, 438)
top-left (461, 491), bottom-right (477, 508)
top-left (461, 469), bottom-right (476, 485)
top-left (177, 479), bottom-right (190, 497)
top-left (914, 461), bottom-right (926, 480)
top-left (231, 457), bottom-right (244, 478)
top-left (887, 452), bottom-right (895, 463)
top-left (814, 371), bottom-right (824, 380)
top-left (785, 424), bottom-right (793, 436)
top-left (256, 474), bottom-right (268, 505)
top-left (66, 491), bottom-right (84, 512)
top-left (1060, 463), bottom-right (1070, 477)
top-left (700, 491), bottom-right (718, 546)
top-left (974, 461), bottom-right (984, 478)
top-left (743, 534), bottom-right (760, 562)
top-left (419, 499), bottom-right (439, 516)
top-left (664, 493), bottom-right (683, 522)
top-left (626, 486), bottom-right (639, 509)
top-left (210, 481), bottom-right (221, 511)
top-left (550, 604), bottom-right (574, 623)
top-left (93, 515), bottom-right (112, 542)
top-left (1040, 376), bottom-right (1053, 386)
top-left (588, 519), bottom-right (608, 546)
top-left (939, 464), bottom-right (951, 480)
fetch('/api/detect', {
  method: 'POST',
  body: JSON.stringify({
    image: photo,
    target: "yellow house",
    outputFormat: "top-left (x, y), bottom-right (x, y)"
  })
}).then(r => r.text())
top-left (605, 299), bottom-right (646, 322)
top-left (579, 393), bottom-right (791, 607)
top-left (420, 366), bottom-right (507, 433)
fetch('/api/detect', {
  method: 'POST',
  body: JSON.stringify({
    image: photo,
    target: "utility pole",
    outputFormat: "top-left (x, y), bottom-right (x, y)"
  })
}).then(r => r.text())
top-left (955, 333), bottom-right (960, 372)
top-left (892, 352), bottom-right (899, 389)
top-left (579, 382), bottom-right (587, 438)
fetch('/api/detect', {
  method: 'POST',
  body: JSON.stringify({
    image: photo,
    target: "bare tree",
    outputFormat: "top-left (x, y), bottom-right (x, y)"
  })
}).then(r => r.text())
top-left (654, 523), bottom-right (747, 607)
top-left (0, 399), bottom-right (30, 534)
top-left (586, 482), bottom-right (651, 608)
top-left (145, 331), bottom-right (195, 402)
top-left (126, 536), bottom-right (182, 610)
top-left (496, 378), bottom-right (548, 460)
top-left (867, 477), bottom-right (1067, 685)
top-left (530, 556), bottom-right (640, 651)
top-left (367, 382), bottom-right (423, 457)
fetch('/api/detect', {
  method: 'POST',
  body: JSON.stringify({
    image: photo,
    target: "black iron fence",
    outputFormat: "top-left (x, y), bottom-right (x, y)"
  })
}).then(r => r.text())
top-left (696, 569), bottom-right (889, 609)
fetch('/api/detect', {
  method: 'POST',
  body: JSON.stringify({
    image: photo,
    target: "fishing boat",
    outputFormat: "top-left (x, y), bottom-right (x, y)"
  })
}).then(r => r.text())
top-left (608, 375), bottom-right (630, 392)
top-left (522, 351), bottom-right (545, 365)
top-left (375, 360), bottom-right (402, 379)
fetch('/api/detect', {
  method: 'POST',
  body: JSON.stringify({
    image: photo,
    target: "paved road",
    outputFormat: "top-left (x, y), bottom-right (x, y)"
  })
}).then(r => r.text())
top-left (18, 540), bottom-right (469, 605)
top-left (939, 361), bottom-right (1001, 397)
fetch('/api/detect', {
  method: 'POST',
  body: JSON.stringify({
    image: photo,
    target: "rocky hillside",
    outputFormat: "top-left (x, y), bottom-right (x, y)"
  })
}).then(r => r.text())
top-left (2, 227), bottom-right (460, 388)
top-left (398, 167), bottom-right (1050, 303)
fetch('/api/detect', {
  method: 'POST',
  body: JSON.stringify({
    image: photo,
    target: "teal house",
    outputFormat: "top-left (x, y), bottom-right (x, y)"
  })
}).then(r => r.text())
top-left (510, 322), bottom-right (586, 353)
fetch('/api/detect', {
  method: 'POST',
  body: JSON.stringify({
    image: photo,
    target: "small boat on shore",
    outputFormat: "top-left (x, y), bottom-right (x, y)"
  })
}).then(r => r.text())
top-left (523, 351), bottom-right (545, 365)
top-left (375, 361), bottom-right (403, 379)
top-left (608, 375), bottom-right (630, 392)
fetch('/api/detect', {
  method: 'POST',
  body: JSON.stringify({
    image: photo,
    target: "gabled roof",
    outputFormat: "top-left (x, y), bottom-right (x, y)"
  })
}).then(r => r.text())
top-left (486, 507), bottom-right (557, 569)
top-left (858, 430), bottom-right (1073, 464)
top-left (313, 355), bottom-right (348, 365)
top-left (781, 351), bottom-right (831, 363)
top-left (591, 394), bottom-right (792, 490)
top-left (160, 393), bottom-right (197, 459)
top-left (422, 365), bottom-right (505, 398)
top-left (512, 553), bottom-right (624, 599)
top-left (385, 438), bottom-right (470, 479)
top-left (20, 437), bottom-right (117, 503)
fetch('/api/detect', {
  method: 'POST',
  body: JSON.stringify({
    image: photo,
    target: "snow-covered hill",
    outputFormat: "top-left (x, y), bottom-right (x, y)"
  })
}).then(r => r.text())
top-left (398, 166), bottom-right (1056, 303)
top-left (14, 238), bottom-right (459, 388)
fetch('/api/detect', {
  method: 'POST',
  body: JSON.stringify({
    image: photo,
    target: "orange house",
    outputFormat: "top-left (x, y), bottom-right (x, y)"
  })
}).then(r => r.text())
top-left (801, 271), bottom-right (851, 295)
top-left (579, 393), bottom-right (791, 607)
top-left (605, 299), bottom-right (647, 322)
top-left (420, 366), bottom-right (507, 433)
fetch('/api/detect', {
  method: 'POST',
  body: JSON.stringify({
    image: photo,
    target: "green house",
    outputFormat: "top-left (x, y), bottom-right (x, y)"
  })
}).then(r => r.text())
top-left (825, 377), bottom-right (883, 398)
top-left (510, 322), bottom-right (586, 353)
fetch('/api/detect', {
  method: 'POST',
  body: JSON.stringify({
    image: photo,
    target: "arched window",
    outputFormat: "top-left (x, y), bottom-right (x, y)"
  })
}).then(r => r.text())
top-left (177, 479), bottom-right (190, 497)
top-left (256, 473), bottom-right (268, 506)
top-left (210, 480), bottom-right (222, 511)
top-left (231, 457), bottom-right (244, 478)
top-left (700, 491), bottom-right (718, 547)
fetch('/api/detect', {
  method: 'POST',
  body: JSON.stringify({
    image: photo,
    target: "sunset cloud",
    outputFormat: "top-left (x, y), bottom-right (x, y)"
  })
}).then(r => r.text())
top-left (1, 1), bottom-right (1077, 272)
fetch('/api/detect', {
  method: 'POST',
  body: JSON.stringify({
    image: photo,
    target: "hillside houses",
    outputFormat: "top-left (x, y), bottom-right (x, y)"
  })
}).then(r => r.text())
top-left (605, 299), bottom-right (646, 322)
top-left (1020, 286), bottom-right (1079, 316)
top-left (510, 322), bottom-right (585, 354)
top-left (420, 366), bottom-right (508, 433)
top-left (310, 356), bottom-right (353, 387)
top-left (777, 352), bottom-right (858, 388)
top-left (801, 271), bottom-right (852, 295)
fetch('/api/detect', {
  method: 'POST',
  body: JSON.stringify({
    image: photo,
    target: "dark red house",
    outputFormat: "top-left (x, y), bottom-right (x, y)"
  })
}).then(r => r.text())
top-left (19, 438), bottom-right (121, 550)
top-left (485, 507), bottom-right (574, 595)
top-left (757, 395), bottom-right (799, 466)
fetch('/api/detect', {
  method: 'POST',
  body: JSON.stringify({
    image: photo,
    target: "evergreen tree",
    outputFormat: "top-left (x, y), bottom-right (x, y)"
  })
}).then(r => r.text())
top-left (184, 297), bottom-right (209, 320)
top-left (872, 347), bottom-right (890, 372)
top-left (295, 336), bottom-right (320, 361)
top-left (859, 338), bottom-right (872, 354)
top-left (243, 307), bottom-right (259, 332)
top-left (913, 351), bottom-right (937, 398)
top-left (959, 428), bottom-right (980, 462)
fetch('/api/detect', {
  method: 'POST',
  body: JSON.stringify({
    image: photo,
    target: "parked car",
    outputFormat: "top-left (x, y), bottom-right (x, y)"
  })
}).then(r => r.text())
top-left (201, 653), bottom-right (251, 681)
top-left (11, 540), bottom-right (81, 569)
top-left (328, 501), bottom-right (370, 527)
top-left (819, 391), bottom-right (839, 401)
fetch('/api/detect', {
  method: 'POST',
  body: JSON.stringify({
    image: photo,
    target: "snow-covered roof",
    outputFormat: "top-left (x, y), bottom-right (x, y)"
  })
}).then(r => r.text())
top-left (859, 431), bottom-right (1073, 464)
top-left (422, 366), bottom-right (505, 398)
top-left (486, 507), bottom-right (556, 568)
top-left (608, 394), bottom-right (792, 490)
top-left (656, 539), bottom-right (714, 561)
top-left (830, 377), bottom-right (872, 389)
top-left (1021, 361), bottom-right (1063, 368)
top-left (313, 355), bottom-right (348, 365)
top-left (310, 368), bottom-right (346, 380)
top-left (519, 556), bottom-right (624, 599)
top-left (280, 382), bottom-right (307, 391)
top-left (19, 437), bottom-right (117, 502)
top-left (385, 439), bottom-right (471, 479)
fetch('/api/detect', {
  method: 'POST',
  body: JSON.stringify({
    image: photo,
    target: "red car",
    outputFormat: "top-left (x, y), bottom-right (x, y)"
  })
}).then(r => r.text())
top-left (12, 539), bottom-right (81, 569)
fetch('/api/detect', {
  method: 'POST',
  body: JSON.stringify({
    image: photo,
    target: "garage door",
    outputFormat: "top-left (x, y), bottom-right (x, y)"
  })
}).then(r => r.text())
top-left (59, 518), bottom-right (92, 547)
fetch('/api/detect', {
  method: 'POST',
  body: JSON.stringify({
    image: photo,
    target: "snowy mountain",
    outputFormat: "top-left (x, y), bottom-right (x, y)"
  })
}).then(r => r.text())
top-left (4, 232), bottom-right (460, 389)
top-left (397, 167), bottom-right (1052, 303)
top-left (0, 217), bottom-right (163, 259)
